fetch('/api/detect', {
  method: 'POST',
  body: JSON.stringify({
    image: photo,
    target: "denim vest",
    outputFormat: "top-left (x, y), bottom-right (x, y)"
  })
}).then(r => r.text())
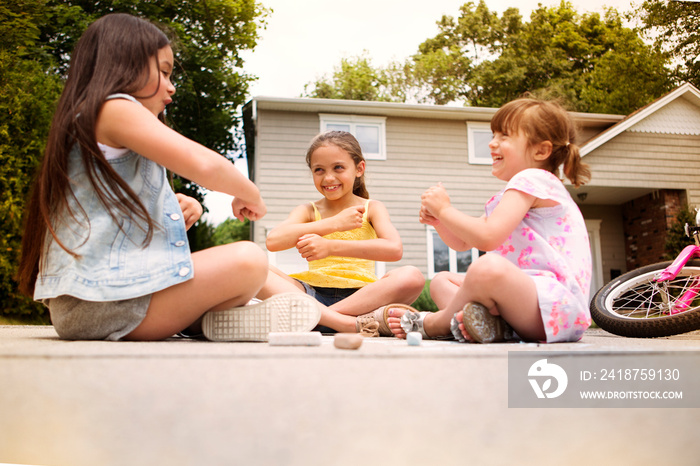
top-left (34, 96), bottom-right (193, 301)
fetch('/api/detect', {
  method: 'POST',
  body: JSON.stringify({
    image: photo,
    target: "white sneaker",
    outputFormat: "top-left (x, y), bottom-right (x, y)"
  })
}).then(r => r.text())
top-left (202, 293), bottom-right (321, 342)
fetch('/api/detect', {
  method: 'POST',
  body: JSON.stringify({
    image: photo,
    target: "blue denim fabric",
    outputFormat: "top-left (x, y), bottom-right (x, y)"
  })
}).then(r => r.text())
top-left (35, 118), bottom-right (193, 301)
top-left (298, 281), bottom-right (358, 334)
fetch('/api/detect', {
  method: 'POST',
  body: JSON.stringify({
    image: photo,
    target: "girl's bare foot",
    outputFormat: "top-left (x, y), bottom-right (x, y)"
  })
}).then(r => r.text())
top-left (386, 305), bottom-right (411, 338)
top-left (453, 309), bottom-right (474, 342)
top-left (386, 306), bottom-right (455, 339)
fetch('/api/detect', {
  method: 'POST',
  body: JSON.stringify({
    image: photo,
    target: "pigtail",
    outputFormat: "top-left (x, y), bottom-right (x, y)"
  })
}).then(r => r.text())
top-left (353, 175), bottom-right (370, 199)
top-left (562, 142), bottom-right (590, 188)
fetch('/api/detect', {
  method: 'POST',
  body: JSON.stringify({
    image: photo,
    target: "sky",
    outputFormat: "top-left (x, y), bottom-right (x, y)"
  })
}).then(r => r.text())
top-left (203, 0), bottom-right (638, 225)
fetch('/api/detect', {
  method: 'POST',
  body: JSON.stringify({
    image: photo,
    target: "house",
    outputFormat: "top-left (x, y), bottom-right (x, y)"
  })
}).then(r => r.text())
top-left (242, 83), bottom-right (700, 293)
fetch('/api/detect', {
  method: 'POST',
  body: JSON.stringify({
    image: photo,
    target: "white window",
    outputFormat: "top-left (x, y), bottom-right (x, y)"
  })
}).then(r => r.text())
top-left (320, 114), bottom-right (387, 160)
top-left (426, 227), bottom-right (484, 279)
top-left (467, 121), bottom-right (493, 165)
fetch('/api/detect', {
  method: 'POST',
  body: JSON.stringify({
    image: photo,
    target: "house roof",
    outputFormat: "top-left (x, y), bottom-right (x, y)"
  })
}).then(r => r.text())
top-left (246, 96), bottom-right (623, 129)
top-left (580, 82), bottom-right (700, 156)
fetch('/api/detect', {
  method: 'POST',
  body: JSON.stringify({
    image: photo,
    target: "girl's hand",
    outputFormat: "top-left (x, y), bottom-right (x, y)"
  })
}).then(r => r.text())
top-left (232, 196), bottom-right (267, 222)
top-left (421, 183), bottom-right (451, 220)
top-left (332, 204), bottom-right (365, 232)
top-left (296, 234), bottom-right (330, 261)
top-left (175, 193), bottom-right (203, 230)
top-left (419, 205), bottom-right (440, 226)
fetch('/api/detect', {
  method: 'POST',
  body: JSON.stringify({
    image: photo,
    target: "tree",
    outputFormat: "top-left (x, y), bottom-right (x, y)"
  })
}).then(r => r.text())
top-left (0, 0), bottom-right (267, 321)
top-left (303, 52), bottom-right (403, 102)
top-left (212, 218), bottom-right (251, 245)
top-left (414, 1), bottom-right (672, 112)
top-left (1, 1), bottom-right (64, 321)
top-left (636, 0), bottom-right (700, 89)
top-left (306, 1), bottom-right (673, 114)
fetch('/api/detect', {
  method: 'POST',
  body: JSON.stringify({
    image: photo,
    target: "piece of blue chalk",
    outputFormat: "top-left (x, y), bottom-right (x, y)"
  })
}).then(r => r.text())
top-left (407, 332), bottom-right (422, 346)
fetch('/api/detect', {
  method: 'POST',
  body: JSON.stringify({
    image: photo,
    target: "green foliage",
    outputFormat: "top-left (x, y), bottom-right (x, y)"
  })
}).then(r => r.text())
top-left (664, 205), bottom-right (697, 260)
top-left (637, 0), bottom-right (700, 89)
top-left (413, 0), bottom-right (672, 112)
top-left (212, 218), bottom-right (251, 245)
top-left (303, 52), bottom-right (402, 102)
top-left (0, 1), bottom-right (63, 322)
top-left (410, 281), bottom-right (438, 312)
top-left (0, 1), bottom-right (266, 321)
top-left (187, 220), bottom-right (216, 252)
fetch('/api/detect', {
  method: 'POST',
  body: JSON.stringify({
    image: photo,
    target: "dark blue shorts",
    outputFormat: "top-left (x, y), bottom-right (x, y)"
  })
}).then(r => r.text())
top-left (297, 281), bottom-right (358, 334)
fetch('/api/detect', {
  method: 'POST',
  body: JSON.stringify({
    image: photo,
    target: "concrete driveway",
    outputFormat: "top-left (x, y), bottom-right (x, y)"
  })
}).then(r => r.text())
top-left (1, 326), bottom-right (699, 466)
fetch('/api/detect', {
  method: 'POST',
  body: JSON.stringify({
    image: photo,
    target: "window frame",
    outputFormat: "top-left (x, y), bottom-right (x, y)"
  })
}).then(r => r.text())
top-left (319, 114), bottom-right (387, 161)
top-left (426, 226), bottom-right (482, 279)
top-left (467, 121), bottom-right (493, 165)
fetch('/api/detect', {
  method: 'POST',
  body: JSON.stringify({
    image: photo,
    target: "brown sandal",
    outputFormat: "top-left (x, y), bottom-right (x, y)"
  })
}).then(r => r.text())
top-left (355, 304), bottom-right (404, 337)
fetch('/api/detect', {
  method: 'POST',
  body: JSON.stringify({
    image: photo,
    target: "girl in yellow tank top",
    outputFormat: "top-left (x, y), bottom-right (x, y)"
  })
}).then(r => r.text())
top-left (260, 131), bottom-right (426, 335)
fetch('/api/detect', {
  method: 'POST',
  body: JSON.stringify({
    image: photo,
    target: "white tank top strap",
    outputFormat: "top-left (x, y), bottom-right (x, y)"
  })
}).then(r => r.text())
top-left (105, 93), bottom-right (141, 105)
top-left (98, 94), bottom-right (140, 160)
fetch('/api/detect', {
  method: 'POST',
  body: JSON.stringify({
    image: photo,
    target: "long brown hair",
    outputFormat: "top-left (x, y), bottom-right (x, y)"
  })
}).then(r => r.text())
top-left (18, 13), bottom-right (171, 296)
top-left (490, 98), bottom-right (591, 188)
top-left (305, 131), bottom-right (370, 199)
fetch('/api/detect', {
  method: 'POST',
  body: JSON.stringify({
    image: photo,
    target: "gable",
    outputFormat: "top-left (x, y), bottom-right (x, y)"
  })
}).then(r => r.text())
top-left (581, 83), bottom-right (700, 155)
top-left (628, 97), bottom-right (700, 135)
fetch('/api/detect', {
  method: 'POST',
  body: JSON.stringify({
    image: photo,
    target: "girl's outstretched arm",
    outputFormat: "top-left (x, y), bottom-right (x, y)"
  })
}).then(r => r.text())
top-left (97, 98), bottom-right (264, 219)
top-left (423, 185), bottom-right (535, 252)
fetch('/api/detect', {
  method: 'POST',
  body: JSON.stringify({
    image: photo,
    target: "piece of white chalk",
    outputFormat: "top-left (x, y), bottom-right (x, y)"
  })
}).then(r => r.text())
top-left (407, 332), bottom-right (422, 346)
top-left (268, 332), bottom-right (322, 346)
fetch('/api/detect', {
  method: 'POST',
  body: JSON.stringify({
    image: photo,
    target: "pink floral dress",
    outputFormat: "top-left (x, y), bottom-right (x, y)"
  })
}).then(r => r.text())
top-left (484, 169), bottom-right (592, 342)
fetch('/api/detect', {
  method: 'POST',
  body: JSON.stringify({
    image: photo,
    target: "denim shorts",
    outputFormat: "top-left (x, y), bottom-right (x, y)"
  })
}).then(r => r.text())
top-left (297, 281), bottom-right (358, 334)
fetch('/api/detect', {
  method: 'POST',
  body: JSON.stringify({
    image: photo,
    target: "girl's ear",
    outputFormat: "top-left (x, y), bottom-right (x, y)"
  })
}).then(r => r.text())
top-left (533, 141), bottom-right (553, 161)
top-left (355, 160), bottom-right (366, 177)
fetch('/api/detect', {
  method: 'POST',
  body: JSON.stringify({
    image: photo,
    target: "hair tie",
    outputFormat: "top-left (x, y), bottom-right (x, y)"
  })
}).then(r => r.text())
top-left (565, 142), bottom-right (570, 148)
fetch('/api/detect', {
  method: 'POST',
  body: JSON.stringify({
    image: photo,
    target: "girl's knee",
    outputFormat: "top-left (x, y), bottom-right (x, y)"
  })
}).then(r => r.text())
top-left (222, 241), bottom-right (268, 275)
top-left (466, 254), bottom-right (508, 284)
top-left (430, 271), bottom-right (452, 292)
top-left (406, 266), bottom-right (426, 289)
top-left (395, 266), bottom-right (425, 293)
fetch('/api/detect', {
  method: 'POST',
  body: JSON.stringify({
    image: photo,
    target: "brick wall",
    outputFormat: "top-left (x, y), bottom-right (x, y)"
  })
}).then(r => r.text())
top-left (622, 190), bottom-right (686, 270)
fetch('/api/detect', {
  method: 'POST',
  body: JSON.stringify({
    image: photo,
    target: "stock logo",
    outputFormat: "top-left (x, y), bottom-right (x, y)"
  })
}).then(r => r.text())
top-left (528, 359), bottom-right (568, 399)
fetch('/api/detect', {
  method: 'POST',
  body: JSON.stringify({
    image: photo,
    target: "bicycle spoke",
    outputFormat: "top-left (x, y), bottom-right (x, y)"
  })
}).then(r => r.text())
top-left (607, 270), bottom-right (700, 320)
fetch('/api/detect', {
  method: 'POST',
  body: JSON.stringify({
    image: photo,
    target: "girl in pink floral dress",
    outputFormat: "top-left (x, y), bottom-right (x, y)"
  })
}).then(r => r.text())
top-left (388, 98), bottom-right (592, 343)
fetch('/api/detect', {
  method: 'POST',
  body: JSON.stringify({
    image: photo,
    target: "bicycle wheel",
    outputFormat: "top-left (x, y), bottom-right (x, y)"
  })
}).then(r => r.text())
top-left (590, 260), bottom-right (700, 338)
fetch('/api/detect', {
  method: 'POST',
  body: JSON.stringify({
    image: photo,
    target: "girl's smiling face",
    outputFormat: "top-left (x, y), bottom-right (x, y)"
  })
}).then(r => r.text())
top-left (309, 143), bottom-right (365, 200)
top-left (489, 129), bottom-right (541, 182)
top-left (134, 45), bottom-right (175, 116)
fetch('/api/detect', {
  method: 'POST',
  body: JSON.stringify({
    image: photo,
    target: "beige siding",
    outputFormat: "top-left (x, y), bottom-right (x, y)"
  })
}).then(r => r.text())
top-left (584, 132), bottom-right (700, 206)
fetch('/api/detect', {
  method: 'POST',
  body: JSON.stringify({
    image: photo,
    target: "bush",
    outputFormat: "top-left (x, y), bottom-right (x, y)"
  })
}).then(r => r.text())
top-left (410, 280), bottom-right (438, 312)
top-left (665, 205), bottom-right (697, 260)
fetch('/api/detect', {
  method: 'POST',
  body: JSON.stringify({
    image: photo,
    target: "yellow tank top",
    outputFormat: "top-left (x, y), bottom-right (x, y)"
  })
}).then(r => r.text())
top-left (289, 200), bottom-right (378, 288)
